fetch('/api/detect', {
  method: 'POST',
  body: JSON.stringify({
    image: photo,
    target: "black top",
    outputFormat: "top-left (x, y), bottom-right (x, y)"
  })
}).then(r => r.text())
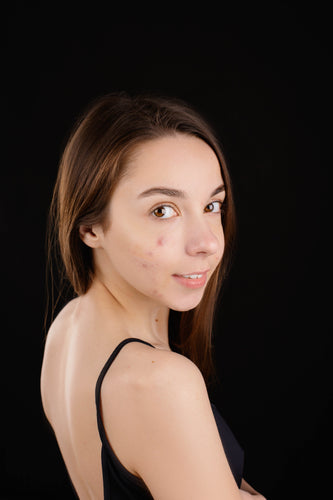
top-left (95, 338), bottom-right (244, 499)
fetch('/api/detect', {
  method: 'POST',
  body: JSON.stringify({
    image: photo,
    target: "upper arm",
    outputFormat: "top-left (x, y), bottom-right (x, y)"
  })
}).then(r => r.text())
top-left (123, 352), bottom-right (241, 500)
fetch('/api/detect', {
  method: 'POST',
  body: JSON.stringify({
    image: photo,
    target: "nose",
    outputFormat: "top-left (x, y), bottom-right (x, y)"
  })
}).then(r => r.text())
top-left (184, 216), bottom-right (221, 257)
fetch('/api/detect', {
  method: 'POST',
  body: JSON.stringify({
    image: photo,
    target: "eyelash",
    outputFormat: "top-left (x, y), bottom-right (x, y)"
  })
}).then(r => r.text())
top-left (151, 200), bottom-right (225, 219)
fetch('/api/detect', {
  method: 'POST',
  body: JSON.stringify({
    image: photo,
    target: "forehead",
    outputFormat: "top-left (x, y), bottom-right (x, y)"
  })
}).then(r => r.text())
top-left (122, 134), bottom-right (223, 188)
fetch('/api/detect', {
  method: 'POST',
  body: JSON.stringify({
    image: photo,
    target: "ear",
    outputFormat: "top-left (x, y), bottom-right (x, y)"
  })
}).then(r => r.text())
top-left (79, 224), bottom-right (103, 248)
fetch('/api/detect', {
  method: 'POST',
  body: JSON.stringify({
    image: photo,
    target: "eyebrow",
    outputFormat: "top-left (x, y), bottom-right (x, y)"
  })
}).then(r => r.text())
top-left (138, 184), bottom-right (225, 199)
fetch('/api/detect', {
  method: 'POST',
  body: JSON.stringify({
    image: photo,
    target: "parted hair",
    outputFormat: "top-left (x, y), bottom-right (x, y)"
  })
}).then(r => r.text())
top-left (47, 92), bottom-right (236, 386)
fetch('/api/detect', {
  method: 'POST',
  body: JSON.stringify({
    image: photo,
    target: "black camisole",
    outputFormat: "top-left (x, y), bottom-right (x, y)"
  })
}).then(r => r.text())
top-left (95, 338), bottom-right (244, 499)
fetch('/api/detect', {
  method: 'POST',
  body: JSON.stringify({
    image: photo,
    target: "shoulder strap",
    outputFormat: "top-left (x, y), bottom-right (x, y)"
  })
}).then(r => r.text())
top-left (95, 338), bottom-right (155, 445)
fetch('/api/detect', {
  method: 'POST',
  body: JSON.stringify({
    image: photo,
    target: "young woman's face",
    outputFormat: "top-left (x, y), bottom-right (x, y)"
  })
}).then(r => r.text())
top-left (97, 134), bottom-right (225, 312)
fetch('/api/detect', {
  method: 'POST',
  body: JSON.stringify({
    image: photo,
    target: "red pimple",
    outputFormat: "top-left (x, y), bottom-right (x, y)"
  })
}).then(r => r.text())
top-left (157, 237), bottom-right (164, 246)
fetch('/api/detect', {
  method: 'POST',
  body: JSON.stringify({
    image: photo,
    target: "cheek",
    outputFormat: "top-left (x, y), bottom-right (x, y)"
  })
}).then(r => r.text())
top-left (157, 236), bottom-right (165, 247)
top-left (135, 233), bottom-right (169, 260)
top-left (131, 246), bottom-right (164, 274)
top-left (132, 252), bottom-right (158, 270)
top-left (132, 238), bottom-right (174, 281)
top-left (111, 225), bottom-right (174, 276)
top-left (131, 252), bottom-right (169, 299)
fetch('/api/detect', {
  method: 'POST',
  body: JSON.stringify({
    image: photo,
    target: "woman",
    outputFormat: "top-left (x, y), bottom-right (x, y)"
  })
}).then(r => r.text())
top-left (41, 93), bottom-right (266, 499)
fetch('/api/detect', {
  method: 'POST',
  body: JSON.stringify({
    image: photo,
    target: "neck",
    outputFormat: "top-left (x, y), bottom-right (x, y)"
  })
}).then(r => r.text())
top-left (87, 277), bottom-right (171, 350)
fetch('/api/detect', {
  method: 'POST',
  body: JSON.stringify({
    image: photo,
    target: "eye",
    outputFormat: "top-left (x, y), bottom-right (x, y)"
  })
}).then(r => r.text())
top-left (151, 205), bottom-right (177, 219)
top-left (204, 201), bottom-right (224, 213)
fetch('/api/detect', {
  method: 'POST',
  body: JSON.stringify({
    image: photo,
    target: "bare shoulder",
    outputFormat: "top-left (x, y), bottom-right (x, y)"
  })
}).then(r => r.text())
top-left (103, 340), bottom-right (204, 394)
top-left (127, 344), bottom-right (211, 430)
top-left (44, 298), bottom-right (80, 344)
top-left (120, 342), bottom-right (210, 426)
top-left (101, 343), bottom-right (240, 499)
top-left (142, 345), bottom-right (206, 395)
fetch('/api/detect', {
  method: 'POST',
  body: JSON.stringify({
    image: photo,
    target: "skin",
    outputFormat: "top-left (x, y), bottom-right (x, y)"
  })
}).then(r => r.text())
top-left (41, 135), bottom-right (265, 499)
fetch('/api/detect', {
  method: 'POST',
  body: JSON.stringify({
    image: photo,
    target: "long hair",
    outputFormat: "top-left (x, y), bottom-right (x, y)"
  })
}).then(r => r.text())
top-left (46, 92), bottom-right (236, 386)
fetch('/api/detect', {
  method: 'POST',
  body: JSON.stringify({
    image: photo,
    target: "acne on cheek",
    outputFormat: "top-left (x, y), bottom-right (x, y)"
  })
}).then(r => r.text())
top-left (130, 244), bottom-right (155, 261)
top-left (136, 255), bottom-right (158, 269)
top-left (140, 259), bottom-right (157, 269)
top-left (135, 237), bottom-right (166, 259)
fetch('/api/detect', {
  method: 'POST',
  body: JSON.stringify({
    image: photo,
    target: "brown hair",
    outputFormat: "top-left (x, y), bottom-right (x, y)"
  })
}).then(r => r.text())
top-left (47, 92), bottom-right (236, 386)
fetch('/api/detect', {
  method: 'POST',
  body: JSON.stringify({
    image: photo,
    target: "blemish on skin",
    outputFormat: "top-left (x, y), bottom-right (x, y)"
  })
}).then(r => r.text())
top-left (157, 237), bottom-right (164, 246)
top-left (155, 318), bottom-right (158, 322)
top-left (152, 360), bottom-right (155, 363)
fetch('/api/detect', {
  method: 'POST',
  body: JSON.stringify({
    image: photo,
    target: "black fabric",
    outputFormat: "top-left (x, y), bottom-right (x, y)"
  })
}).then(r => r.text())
top-left (210, 403), bottom-right (244, 487)
top-left (95, 337), bottom-right (244, 499)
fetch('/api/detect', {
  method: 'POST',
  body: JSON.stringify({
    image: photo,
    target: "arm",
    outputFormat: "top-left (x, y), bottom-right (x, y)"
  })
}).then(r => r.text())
top-left (104, 348), bottom-right (244, 500)
top-left (240, 478), bottom-right (267, 499)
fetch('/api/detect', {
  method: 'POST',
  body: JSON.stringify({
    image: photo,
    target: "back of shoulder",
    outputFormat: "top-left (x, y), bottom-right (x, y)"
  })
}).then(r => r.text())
top-left (103, 340), bottom-right (203, 392)
top-left (107, 345), bottom-right (240, 500)
top-left (127, 346), bottom-right (211, 437)
top-left (121, 343), bottom-right (206, 402)
top-left (141, 345), bottom-right (204, 390)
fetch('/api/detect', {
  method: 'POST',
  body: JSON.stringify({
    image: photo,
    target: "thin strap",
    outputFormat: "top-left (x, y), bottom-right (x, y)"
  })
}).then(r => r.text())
top-left (95, 338), bottom-right (155, 450)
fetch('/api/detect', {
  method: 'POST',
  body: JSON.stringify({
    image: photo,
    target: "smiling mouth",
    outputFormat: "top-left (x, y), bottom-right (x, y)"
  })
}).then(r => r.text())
top-left (175, 270), bottom-right (209, 278)
top-left (181, 273), bottom-right (204, 279)
top-left (172, 271), bottom-right (209, 289)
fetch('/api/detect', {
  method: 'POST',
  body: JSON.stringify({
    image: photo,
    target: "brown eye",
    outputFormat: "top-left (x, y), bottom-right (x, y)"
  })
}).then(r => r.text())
top-left (204, 201), bottom-right (222, 213)
top-left (152, 205), bottom-right (177, 219)
top-left (153, 207), bottom-right (166, 217)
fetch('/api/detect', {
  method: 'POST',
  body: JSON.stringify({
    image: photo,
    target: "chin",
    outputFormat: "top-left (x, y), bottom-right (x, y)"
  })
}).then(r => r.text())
top-left (167, 294), bottom-right (204, 312)
top-left (171, 305), bottom-right (198, 312)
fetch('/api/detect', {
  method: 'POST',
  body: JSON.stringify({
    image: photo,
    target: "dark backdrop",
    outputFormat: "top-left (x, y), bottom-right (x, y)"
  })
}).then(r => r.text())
top-left (4, 3), bottom-right (331, 499)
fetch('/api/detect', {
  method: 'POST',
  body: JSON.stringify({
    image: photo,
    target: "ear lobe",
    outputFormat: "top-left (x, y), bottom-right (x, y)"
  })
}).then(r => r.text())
top-left (79, 225), bottom-right (102, 248)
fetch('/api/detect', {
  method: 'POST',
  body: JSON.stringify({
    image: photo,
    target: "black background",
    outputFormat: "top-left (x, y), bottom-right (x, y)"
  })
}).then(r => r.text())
top-left (4, 3), bottom-right (331, 499)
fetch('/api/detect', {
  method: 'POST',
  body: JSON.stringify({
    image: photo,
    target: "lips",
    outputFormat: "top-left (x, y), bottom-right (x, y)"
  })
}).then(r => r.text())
top-left (172, 271), bottom-right (209, 289)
